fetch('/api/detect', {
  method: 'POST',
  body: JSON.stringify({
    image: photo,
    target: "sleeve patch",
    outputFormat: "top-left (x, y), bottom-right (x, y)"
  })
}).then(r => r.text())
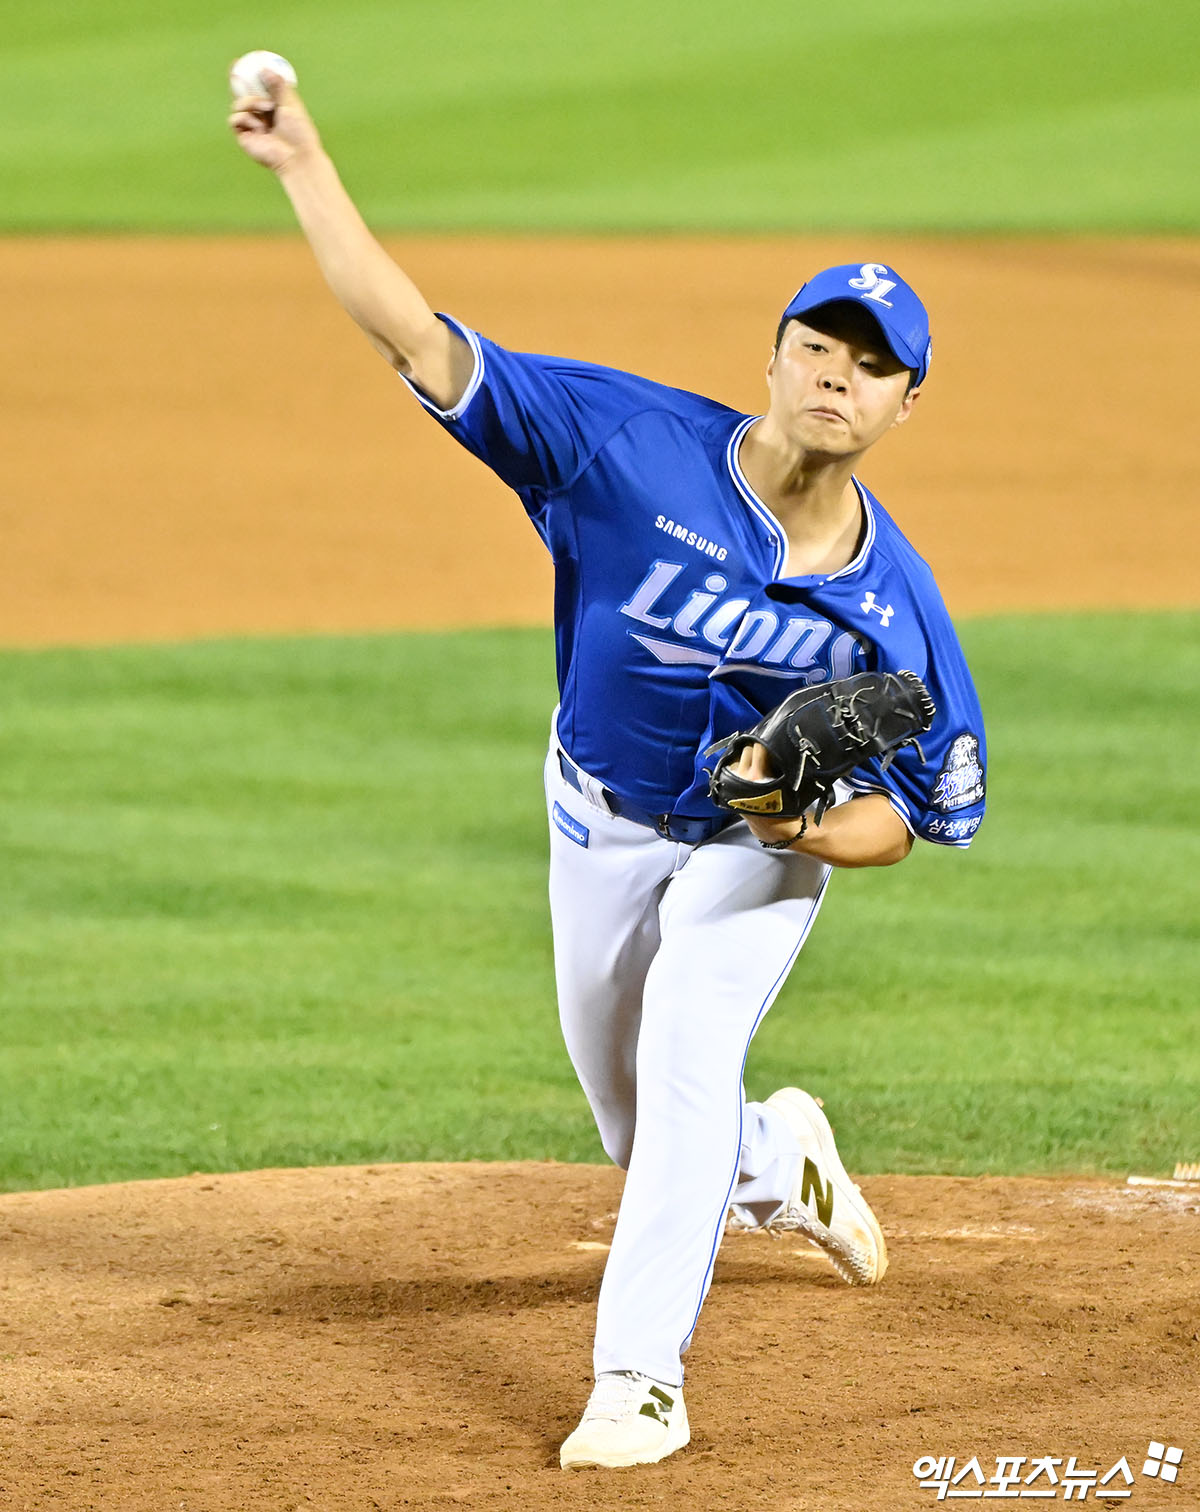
top-left (932, 733), bottom-right (986, 813)
top-left (926, 812), bottom-right (983, 842)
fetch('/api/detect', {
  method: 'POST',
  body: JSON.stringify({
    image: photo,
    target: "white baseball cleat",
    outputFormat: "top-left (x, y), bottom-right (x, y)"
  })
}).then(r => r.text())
top-left (758, 1087), bottom-right (888, 1285)
top-left (559, 1370), bottom-right (690, 1469)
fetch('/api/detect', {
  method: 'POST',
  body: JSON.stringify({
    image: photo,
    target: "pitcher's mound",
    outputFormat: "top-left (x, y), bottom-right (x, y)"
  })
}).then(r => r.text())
top-left (2, 1163), bottom-right (1196, 1509)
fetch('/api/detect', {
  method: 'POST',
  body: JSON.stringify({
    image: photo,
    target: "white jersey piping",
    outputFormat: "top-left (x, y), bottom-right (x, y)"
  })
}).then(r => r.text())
top-left (847, 774), bottom-right (979, 848)
top-left (845, 774), bottom-right (916, 833)
top-left (725, 416), bottom-right (786, 577)
top-left (395, 314), bottom-right (484, 422)
top-left (725, 416), bottom-right (877, 582)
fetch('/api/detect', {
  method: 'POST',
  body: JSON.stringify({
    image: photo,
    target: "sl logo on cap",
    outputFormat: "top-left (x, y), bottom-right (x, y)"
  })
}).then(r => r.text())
top-left (847, 263), bottom-right (896, 308)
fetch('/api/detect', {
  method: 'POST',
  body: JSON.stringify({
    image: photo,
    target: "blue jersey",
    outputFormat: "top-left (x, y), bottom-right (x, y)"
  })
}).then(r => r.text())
top-left (403, 315), bottom-right (987, 848)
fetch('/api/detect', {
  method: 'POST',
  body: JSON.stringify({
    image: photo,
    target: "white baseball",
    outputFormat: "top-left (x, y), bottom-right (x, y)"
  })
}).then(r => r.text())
top-left (229, 50), bottom-right (297, 100)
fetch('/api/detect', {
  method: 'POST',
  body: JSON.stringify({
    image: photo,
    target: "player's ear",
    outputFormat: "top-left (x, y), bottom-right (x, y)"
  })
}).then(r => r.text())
top-left (891, 386), bottom-right (920, 429)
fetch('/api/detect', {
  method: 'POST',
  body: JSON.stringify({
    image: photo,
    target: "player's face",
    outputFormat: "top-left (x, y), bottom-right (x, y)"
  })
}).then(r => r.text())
top-left (766, 308), bottom-right (919, 456)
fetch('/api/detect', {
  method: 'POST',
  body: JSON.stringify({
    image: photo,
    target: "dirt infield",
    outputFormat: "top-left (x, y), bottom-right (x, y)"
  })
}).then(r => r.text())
top-left (2, 234), bottom-right (1198, 645)
top-left (2, 1163), bottom-right (1196, 1510)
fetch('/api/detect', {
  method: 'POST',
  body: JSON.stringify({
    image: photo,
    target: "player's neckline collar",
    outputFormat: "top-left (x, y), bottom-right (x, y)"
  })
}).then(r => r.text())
top-left (725, 415), bottom-right (876, 583)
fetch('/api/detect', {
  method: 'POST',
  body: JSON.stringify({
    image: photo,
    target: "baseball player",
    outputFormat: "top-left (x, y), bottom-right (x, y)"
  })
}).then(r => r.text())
top-left (231, 73), bottom-right (987, 1470)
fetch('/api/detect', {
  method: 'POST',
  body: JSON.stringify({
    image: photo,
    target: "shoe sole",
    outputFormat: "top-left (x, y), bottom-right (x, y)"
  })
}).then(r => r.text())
top-left (767, 1087), bottom-right (888, 1285)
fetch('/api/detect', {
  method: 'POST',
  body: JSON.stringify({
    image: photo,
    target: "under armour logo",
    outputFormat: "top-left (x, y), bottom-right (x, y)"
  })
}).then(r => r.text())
top-left (861, 591), bottom-right (894, 627)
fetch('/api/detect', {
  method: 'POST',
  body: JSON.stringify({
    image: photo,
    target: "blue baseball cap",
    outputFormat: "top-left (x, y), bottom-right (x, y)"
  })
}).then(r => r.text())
top-left (779, 262), bottom-right (932, 386)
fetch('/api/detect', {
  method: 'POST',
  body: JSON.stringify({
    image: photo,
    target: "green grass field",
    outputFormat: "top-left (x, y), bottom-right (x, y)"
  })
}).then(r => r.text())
top-left (1, 0), bottom-right (1194, 1196)
top-left (2, 0), bottom-right (1197, 231)
top-left (2, 614), bottom-right (1196, 1193)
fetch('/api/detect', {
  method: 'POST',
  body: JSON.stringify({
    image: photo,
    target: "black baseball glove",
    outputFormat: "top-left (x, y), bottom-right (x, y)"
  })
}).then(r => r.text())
top-left (705, 670), bottom-right (936, 833)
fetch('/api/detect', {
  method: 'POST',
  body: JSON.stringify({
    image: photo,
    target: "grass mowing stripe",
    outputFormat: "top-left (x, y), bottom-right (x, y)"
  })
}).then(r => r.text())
top-left (0, 0), bottom-right (1196, 231)
top-left (0, 613), bottom-right (1196, 1191)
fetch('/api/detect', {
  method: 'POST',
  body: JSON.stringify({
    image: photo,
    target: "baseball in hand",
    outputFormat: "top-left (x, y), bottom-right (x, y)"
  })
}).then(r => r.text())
top-left (229, 50), bottom-right (297, 99)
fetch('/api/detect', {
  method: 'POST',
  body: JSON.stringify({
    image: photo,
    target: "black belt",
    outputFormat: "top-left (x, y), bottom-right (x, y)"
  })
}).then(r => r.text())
top-left (557, 751), bottom-right (730, 845)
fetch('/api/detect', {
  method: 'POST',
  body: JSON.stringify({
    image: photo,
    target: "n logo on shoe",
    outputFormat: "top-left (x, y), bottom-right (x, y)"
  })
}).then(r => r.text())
top-left (800, 1157), bottom-right (834, 1226)
top-left (639, 1385), bottom-right (674, 1426)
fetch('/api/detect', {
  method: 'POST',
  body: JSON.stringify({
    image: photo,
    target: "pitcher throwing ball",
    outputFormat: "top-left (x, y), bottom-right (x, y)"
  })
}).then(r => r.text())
top-left (230, 68), bottom-right (987, 1470)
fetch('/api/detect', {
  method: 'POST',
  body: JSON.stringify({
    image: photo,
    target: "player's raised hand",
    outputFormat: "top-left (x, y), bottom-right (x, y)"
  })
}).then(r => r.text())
top-left (228, 69), bottom-right (321, 174)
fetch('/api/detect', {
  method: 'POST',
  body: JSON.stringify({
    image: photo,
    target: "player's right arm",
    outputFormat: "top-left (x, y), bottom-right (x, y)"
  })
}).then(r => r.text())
top-left (228, 71), bottom-right (473, 410)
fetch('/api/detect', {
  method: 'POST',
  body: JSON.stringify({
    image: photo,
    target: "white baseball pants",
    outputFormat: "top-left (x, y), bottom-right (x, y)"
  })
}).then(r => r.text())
top-left (544, 738), bottom-right (833, 1387)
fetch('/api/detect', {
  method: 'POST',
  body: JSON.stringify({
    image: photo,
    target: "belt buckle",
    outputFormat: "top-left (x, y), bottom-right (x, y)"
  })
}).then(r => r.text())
top-left (655, 813), bottom-right (675, 840)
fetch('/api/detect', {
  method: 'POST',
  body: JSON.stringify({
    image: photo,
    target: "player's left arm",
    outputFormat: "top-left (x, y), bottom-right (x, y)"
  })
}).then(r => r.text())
top-left (722, 725), bottom-right (913, 867)
top-left (746, 793), bottom-right (912, 868)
